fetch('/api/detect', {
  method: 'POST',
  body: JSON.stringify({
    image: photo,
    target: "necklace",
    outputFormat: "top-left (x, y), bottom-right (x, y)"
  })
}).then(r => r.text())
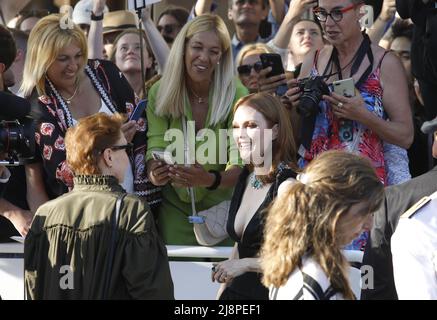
top-left (190, 88), bottom-right (208, 104)
top-left (249, 172), bottom-right (264, 190)
top-left (60, 81), bottom-right (79, 105)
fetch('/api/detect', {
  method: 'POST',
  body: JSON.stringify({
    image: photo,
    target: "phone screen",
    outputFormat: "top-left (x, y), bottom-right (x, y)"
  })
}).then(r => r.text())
top-left (260, 53), bottom-right (285, 78)
top-left (129, 99), bottom-right (147, 121)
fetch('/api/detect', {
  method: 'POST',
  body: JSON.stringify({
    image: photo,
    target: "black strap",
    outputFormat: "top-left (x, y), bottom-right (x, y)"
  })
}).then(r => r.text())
top-left (102, 193), bottom-right (126, 299)
top-left (324, 32), bottom-right (374, 88)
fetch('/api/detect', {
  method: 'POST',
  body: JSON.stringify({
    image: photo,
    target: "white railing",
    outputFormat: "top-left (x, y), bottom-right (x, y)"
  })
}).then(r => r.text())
top-left (0, 243), bottom-right (363, 300)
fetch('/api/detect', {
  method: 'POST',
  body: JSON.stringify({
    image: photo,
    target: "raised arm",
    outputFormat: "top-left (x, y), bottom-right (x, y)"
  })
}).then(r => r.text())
top-left (141, 6), bottom-right (169, 72)
top-left (87, 0), bottom-right (106, 60)
top-left (269, 0), bottom-right (286, 25)
top-left (367, 0), bottom-right (396, 45)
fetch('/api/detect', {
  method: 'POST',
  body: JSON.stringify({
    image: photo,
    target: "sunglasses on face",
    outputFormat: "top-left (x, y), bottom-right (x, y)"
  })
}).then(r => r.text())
top-left (237, 61), bottom-right (263, 76)
top-left (101, 143), bottom-right (134, 156)
top-left (313, 2), bottom-right (363, 23)
top-left (234, 0), bottom-right (260, 5)
top-left (157, 24), bottom-right (179, 34)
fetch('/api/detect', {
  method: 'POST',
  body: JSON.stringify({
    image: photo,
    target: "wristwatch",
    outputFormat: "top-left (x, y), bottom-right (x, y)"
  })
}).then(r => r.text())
top-left (91, 11), bottom-right (104, 21)
top-left (206, 170), bottom-right (221, 190)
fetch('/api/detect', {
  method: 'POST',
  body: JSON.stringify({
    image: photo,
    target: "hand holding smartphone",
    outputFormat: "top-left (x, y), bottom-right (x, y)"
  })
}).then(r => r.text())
top-left (129, 99), bottom-right (147, 121)
top-left (332, 78), bottom-right (355, 97)
top-left (152, 150), bottom-right (174, 165)
top-left (259, 53), bottom-right (288, 96)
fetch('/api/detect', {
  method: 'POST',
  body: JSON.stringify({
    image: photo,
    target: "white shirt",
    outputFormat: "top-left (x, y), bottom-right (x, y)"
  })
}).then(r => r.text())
top-left (72, 99), bottom-right (134, 194)
top-left (270, 256), bottom-right (346, 300)
top-left (391, 192), bottom-right (437, 300)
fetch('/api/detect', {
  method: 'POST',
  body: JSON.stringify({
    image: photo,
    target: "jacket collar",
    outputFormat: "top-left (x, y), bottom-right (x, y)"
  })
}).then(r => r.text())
top-left (73, 175), bottom-right (125, 193)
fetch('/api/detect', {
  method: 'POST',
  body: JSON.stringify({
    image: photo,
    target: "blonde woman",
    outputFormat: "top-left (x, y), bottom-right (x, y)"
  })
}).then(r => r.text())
top-left (146, 14), bottom-right (248, 245)
top-left (20, 14), bottom-right (160, 213)
top-left (235, 43), bottom-right (274, 93)
top-left (261, 151), bottom-right (384, 300)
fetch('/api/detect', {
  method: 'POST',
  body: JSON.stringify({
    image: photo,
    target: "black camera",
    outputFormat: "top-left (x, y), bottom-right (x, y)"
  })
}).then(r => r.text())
top-left (0, 119), bottom-right (35, 165)
top-left (297, 76), bottom-right (330, 118)
top-left (0, 92), bottom-right (35, 165)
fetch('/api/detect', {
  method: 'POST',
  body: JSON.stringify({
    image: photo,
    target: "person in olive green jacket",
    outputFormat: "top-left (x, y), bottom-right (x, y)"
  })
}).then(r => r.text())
top-left (24, 113), bottom-right (174, 300)
top-left (146, 14), bottom-right (248, 245)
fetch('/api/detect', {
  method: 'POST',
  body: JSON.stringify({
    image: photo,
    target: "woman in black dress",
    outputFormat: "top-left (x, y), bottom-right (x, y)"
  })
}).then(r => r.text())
top-left (212, 92), bottom-right (299, 300)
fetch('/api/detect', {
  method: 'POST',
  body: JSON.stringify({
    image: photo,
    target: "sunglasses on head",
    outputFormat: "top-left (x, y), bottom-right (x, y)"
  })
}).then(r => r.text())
top-left (157, 24), bottom-right (179, 34)
top-left (237, 61), bottom-right (263, 76)
top-left (313, 2), bottom-right (363, 23)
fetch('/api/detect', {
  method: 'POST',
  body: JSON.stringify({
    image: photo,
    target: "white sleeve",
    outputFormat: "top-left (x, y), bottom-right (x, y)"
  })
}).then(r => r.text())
top-left (391, 220), bottom-right (437, 299)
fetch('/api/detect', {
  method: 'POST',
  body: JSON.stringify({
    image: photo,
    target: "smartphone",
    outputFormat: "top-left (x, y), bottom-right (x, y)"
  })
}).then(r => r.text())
top-left (151, 150), bottom-right (174, 165)
top-left (260, 53), bottom-right (285, 78)
top-left (129, 99), bottom-right (147, 121)
top-left (332, 78), bottom-right (355, 97)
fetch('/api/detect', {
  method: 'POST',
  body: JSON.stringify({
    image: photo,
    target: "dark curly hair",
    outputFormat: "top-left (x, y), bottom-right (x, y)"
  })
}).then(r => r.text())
top-left (0, 25), bottom-right (16, 71)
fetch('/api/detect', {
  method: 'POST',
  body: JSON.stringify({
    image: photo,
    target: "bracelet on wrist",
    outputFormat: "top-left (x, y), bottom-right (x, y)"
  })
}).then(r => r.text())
top-left (206, 170), bottom-right (221, 190)
top-left (91, 11), bottom-right (104, 21)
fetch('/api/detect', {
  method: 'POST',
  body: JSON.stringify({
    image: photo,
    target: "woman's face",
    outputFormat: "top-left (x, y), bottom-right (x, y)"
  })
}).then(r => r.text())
top-left (114, 33), bottom-right (152, 74)
top-left (46, 42), bottom-right (85, 89)
top-left (184, 30), bottom-right (222, 85)
top-left (104, 134), bottom-right (131, 183)
top-left (289, 21), bottom-right (323, 57)
top-left (232, 104), bottom-right (277, 166)
top-left (336, 201), bottom-right (373, 246)
top-left (318, 0), bottom-right (361, 45)
top-left (238, 53), bottom-right (263, 93)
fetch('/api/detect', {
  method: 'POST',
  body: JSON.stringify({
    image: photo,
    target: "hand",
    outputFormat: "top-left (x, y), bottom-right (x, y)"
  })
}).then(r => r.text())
top-left (121, 120), bottom-right (137, 143)
top-left (168, 164), bottom-right (214, 188)
top-left (7, 209), bottom-right (33, 237)
top-left (148, 160), bottom-right (170, 186)
top-left (288, 0), bottom-right (318, 20)
top-left (92, 0), bottom-right (107, 15)
top-left (282, 79), bottom-right (302, 110)
top-left (141, 5), bottom-right (152, 21)
top-left (211, 259), bottom-right (248, 284)
top-left (258, 67), bottom-right (288, 94)
top-left (379, 0), bottom-right (396, 22)
top-left (322, 90), bottom-right (369, 122)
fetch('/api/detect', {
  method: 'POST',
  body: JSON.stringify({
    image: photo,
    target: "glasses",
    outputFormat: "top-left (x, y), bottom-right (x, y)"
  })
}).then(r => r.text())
top-left (237, 61), bottom-right (263, 76)
top-left (157, 24), bottom-right (179, 34)
top-left (313, 2), bottom-right (363, 22)
top-left (234, 0), bottom-right (260, 5)
top-left (101, 143), bottom-right (134, 156)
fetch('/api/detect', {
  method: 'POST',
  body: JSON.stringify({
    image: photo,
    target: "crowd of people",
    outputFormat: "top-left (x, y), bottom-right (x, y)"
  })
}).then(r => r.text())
top-left (0, 0), bottom-right (436, 300)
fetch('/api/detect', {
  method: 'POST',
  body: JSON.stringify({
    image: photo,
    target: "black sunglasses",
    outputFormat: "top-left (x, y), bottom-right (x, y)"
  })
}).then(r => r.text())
top-left (237, 61), bottom-right (263, 76)
top-left (101, 143), bottom-right (134, 156)
top-left (157, 24), bottom-right (179, 34)
top-left (234, 0), bottom-right (260, 5)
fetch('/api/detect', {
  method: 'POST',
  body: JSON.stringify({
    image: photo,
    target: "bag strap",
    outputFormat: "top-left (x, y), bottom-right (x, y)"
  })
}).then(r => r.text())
top-left (102, 193), bottom-right (126, 299)
top-left (182, 116), bottom-right (197, 216)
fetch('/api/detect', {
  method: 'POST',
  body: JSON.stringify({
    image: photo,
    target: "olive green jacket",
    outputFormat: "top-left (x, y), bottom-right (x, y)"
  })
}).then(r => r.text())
top-left (24, 175), bottom-right (174, 300)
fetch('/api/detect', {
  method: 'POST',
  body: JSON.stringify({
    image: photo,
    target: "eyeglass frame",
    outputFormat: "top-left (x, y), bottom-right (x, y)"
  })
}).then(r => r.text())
top-left (313, 2), bottom-right (363, 23)
top-left (157, 24), bottom-right (180, 34)
top-left (100, 143), bottom-right (134, 156)
top-left (234, 0), bottom-right (261, 6)
top-left (237, 61), bottom-right (264, 76)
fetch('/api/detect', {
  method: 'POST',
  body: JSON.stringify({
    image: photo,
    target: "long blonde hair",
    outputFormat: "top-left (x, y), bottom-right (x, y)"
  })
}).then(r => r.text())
top-left (261, 151), bottom-right (384, 299)
top-left (20, 14), bottom-right (88, 97)
top-left (155, 14), bottom-right (236, 126)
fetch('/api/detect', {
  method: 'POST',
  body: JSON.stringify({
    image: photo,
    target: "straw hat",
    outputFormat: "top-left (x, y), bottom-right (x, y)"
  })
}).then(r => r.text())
top-left (102, 10), bottom-right (138, 35)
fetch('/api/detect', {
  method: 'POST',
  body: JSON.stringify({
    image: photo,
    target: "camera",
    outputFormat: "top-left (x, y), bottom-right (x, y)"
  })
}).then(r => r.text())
top-left (297, 76), bottom-right (330, 118)
top-left (0, 119), bottom-right (35, 165)
top-left (0, 92), bottom-right (35, 165)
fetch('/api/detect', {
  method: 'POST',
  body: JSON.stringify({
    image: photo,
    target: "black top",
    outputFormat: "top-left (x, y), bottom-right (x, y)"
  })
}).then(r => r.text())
top-left (220, 166), bottom-right (297, 300)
